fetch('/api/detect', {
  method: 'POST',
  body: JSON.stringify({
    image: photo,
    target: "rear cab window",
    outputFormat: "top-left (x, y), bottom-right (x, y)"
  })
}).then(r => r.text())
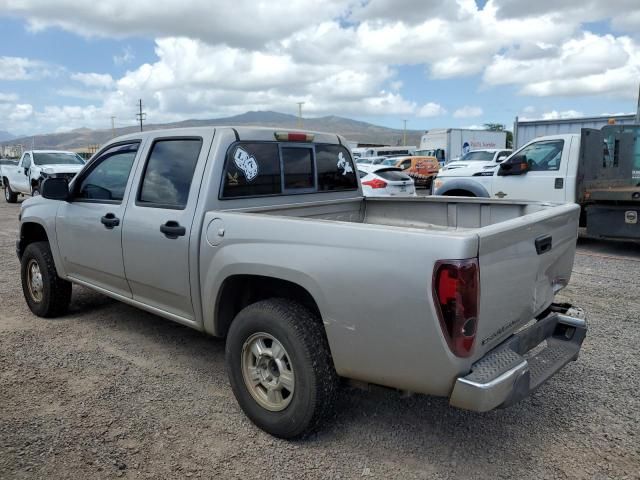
top-left (221, 142), bottom-right (357, 199)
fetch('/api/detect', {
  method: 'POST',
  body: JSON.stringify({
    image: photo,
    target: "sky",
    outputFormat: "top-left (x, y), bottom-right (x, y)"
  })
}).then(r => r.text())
top-left (0, 0), bottom-right (639, 136)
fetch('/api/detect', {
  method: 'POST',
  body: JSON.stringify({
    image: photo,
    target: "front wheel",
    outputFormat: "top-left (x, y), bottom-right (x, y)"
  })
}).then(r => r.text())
top-left (31, 186), bottom-right (40, 197)
top-left (21, 241), bottom-right (72, 317)
top-left (4, 183), bottom-right (18, 203)
top-left (225, 298), bottom-right (337, 439)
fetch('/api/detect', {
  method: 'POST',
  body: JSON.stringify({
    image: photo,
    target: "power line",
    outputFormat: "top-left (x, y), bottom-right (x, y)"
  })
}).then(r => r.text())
top-left (135, 99), bottom-right (146, 132)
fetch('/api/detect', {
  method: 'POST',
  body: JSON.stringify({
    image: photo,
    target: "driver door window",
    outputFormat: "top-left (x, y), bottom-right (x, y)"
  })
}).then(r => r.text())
top-left (75, 143), bottom-right (138, 203)
top-left (23, 154), bottom-right (32, 169)
top-left (517, 140), bottom-right (564, 172)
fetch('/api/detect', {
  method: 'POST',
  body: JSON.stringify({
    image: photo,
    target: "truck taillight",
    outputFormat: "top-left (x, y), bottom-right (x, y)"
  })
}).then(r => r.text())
top-left (362, 178), bottom-right (387, 189)
top-left (432, 258), bottom-right (479, 357)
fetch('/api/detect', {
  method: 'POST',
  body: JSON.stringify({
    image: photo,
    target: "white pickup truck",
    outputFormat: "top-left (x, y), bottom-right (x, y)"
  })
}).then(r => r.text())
top-left (434, 125), bottom-right (640, 240)
top-left (2, 150), bottom-right (85, 202)
top-left (17, 126), bottom-right (587, 438)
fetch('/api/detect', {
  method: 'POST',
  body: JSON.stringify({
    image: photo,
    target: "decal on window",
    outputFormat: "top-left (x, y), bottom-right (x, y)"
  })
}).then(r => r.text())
top-left (233, 147), bottom-right (259, 182)
top-left (337, 152), bottom-right (353, 176)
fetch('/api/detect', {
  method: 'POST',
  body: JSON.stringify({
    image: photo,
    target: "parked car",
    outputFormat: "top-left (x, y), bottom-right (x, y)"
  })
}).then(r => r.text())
top-left (442, 149), bottom-right (512, 171)
top-left (18, 126), bottom-right (586, 439)
top-left (2, 150), bottom-right (85, 202)
top-left (359, 166), bottom-right (416, 197)
top-left (433, 124), bottom-right (640, 240)
top-left (394, 155), bottom-right (441, 188)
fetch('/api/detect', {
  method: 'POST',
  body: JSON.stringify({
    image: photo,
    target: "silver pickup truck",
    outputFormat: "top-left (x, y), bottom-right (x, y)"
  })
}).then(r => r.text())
top-left (17, 126), bottom-right (587, 438)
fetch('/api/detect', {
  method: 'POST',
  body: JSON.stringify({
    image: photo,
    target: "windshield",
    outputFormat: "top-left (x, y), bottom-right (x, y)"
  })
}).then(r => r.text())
top-left (33, 152), bottom-right (85, 166)
top-left (459, 151), bottom-right (495, 161)
top-left (382, 158), bottom-right (398, 165)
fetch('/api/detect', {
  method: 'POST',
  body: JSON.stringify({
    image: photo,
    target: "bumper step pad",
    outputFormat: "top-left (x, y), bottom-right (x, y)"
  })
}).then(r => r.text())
top-left (450, 311), bottom-right (587, 412)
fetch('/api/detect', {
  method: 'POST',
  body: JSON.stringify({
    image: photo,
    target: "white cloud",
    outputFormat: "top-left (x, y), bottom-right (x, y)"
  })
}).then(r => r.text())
top-left (541, 110), bottom-right (583, 120)
top-left (113, 46), bottom-right (134, 66)
top-left (417, 102), bottom-right (447, 117)
top-left (0, 92), bottom-right (19, 102)
top-left (1, 0), bottom-right (351, 49)
top-left (453, 106), bottom-right (483, 118)
top-left (484, 32), bottom-right (640, 98)
top-left (71, 72), bottom-right (114, 89)
top-left (0, 56), bottom-right (47, 80)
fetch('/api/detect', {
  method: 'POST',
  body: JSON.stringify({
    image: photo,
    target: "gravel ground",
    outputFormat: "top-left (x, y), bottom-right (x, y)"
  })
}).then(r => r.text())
top-left (1, 198), bottom-right (639, 479)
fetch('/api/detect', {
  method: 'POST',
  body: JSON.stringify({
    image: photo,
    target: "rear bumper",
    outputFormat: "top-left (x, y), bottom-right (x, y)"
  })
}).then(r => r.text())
top-left (449, 307), bottom-right (587, 412)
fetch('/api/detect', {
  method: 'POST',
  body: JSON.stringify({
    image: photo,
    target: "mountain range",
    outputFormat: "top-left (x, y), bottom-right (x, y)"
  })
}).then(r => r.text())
top-left (0, 111), bottom-right (425, 151)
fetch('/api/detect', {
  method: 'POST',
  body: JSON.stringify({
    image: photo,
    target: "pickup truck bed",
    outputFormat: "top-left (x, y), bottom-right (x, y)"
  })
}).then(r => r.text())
top-left (202, 196), bottom-right (581, 397)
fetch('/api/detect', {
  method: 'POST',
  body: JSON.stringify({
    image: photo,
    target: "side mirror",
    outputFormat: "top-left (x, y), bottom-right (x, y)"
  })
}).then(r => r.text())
top-left (24, 167), bottom-right (29, 175)
top-left (41, 177), bottom-right (70, 201)
top-left (498, 155), bottom-right (529, 176)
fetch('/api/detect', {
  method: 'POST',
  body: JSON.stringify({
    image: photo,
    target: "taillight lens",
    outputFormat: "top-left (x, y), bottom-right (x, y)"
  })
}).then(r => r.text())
top-left (362, 178), bottom-right (387, 189)
top-left (432, 258), bottom-right (479, 357)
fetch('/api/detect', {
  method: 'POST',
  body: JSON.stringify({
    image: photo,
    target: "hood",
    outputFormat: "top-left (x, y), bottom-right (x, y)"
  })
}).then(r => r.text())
top-left (442, 160), bottom-right (496, 171)
top-left (438, 163), bottom-right (497, 177)
top-left (40, 164), bottom-right (84, 175)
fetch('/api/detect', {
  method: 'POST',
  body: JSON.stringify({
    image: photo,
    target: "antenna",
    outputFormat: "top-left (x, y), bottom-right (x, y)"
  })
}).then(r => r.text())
top-left (111, 116), bottom-right (116, 138)
top-left (135, 99), bottom-right (146, 132)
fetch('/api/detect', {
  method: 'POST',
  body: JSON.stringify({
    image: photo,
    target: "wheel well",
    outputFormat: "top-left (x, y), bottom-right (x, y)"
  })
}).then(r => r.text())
top-left (19, 223), bottom-right (49, 258)
top-left (443, 189), bottom-right (476, 197)
top-left (215, 275), bottom-right (321, 338)
top-left (31, 178), bottom-right (39, 188)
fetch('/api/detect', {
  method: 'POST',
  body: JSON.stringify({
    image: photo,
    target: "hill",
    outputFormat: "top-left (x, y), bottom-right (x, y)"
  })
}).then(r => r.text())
top-left (0, 111), bottom-right (424, 150)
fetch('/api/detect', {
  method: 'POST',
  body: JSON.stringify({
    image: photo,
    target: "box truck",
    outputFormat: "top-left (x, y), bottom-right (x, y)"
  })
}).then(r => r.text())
top-left (417, 128), bottom-right (507, 165)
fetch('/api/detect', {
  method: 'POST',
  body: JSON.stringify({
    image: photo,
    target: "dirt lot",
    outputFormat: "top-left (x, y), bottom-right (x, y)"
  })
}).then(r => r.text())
top-left (1, 198), bottom-right (639, 479)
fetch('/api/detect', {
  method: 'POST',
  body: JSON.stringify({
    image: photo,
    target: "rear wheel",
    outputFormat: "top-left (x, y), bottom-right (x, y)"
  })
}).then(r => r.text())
top-left (31, 186), bottom-right (40, 197)
top-left (21, 241), bottom-right (72, 317)
top-left (225, 298), bottom-right (337, 438)
top-left (4, 183), bottom-right (18, 203)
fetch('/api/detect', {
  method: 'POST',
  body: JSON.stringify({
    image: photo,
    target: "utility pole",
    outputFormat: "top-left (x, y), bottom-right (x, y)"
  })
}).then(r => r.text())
top-left (402, 120), bottom-right (407, 146)
top-left (296, 102), bottom-right (305, 129)
top-left (111, 116), bottom-right (116, 138)
top-left (136, 99), bottom-right (146, 132)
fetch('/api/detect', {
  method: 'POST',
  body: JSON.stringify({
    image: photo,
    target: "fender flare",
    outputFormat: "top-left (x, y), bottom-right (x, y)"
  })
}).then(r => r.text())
top-left (434, 178), bottom-right (491, 197)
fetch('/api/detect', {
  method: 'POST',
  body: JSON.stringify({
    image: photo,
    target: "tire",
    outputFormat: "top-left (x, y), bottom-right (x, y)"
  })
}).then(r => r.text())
top-left (4, 182), bottom-right (18, 203)
top-left (31, 187), bottom-right (40, 197)
top-left (225, 298), bottom-right (337, 439)
top-left (21, 241), bottom-right (72, 318)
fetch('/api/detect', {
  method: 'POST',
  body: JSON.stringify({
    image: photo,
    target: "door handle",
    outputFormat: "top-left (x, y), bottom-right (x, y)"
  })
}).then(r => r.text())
top-left (495, 191), bottom-right (507, 198)
top-left (100, 213), bottom-right (120, 229)
top-left (160, 221), bottom-right (186, 239)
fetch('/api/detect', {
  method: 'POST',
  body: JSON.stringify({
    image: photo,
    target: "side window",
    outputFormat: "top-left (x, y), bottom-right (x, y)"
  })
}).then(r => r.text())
top-left (282, 147), bottom-right (314, 190)
top-left (76, 143), bottom-right (138, 202)
top-left (138, 138), bottom-right (202, 208)
top-left (400, 159), bottom-right (411, 170)
top-left (316, 145), bottom-right (357, 191)
top-left (518, 140), bottom-right (564, 172)
top-left (23, 154), bottom-right (32, 168)
top-left (222, 143), bottom-right (281, 198)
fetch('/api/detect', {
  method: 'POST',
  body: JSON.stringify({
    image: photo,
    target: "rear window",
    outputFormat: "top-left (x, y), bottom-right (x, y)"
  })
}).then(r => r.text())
top-left (374, 168), bottom-right (411, 181)
top-left (222, 143), bottom-right (282, 198)
top-left (282, 147), bottom-right (314, 190)
top-left (316, 145), bottom-right (357, 191)
top-left (221, 142), bottom-right (357, 199)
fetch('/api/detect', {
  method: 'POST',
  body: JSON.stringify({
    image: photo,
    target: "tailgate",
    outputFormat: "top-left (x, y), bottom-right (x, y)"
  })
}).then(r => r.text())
top-left (473, 203), bottom-right (580, 359)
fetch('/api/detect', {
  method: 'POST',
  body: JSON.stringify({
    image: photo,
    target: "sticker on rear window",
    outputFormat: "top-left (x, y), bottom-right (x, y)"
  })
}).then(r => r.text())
top-left (233, 147), bottom-right (259, 182)
top-left (337, 152), bottom-right (353, 176)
